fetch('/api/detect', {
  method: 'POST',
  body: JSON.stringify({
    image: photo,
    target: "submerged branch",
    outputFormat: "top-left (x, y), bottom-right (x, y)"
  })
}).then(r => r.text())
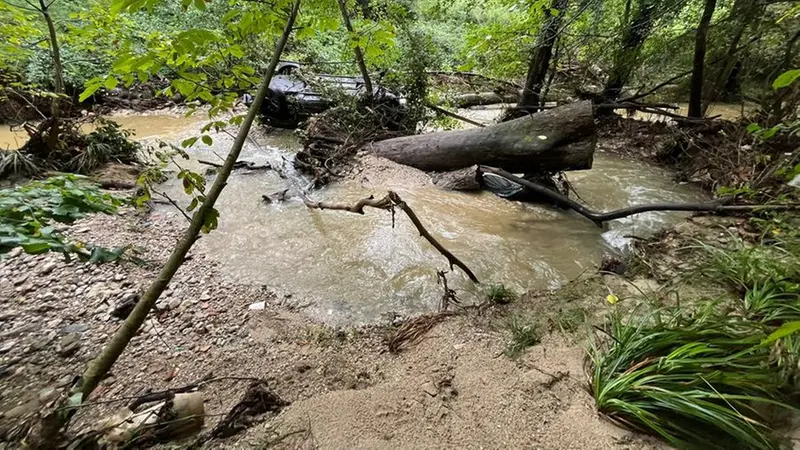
top-left (303, 191), bottom-right (479, 283)
top-left (478, 166), bottom-right (800, 227)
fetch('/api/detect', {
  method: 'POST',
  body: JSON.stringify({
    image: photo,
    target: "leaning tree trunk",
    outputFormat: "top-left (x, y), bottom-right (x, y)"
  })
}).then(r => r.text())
top-left (39, 0), bottom-right (65, 151)
top-left (688, 0), bottom-right (717, 118)
top-left (73, 0), bottom-right (303, 407)
top-left (369, 101), bottom-right (595, 173)
top-left (337, 0), bottom-right (373, 100)
top-left (518, 0), bottom-right (568, 109)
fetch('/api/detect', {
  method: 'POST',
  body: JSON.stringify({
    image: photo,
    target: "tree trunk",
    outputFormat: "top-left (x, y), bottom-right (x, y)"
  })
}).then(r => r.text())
top-left (602, 0), bottom-right (657, 102)
top-left (688, 0), bottom-right (717, 118)
top-left (39, 0), bottom-right (64, 152)
top-left (78, 0), bottom-right (302, 401)
top-left (702, 0), bottom-right (763, 114)
top-left (518, 0), bottom-right (569, 109)
top-left (369, 101), bottom-right (595, 173)
top-left (337, 0), bottom-right (373, 101)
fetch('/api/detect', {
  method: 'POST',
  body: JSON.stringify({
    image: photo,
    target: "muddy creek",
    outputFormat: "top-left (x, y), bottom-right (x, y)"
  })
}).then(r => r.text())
top-left (4, 111), bottom-right (706, 325)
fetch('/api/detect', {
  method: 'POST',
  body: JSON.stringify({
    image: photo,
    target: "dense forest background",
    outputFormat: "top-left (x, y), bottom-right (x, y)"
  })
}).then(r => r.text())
top-left (1, 0), bottom-right (798, 123)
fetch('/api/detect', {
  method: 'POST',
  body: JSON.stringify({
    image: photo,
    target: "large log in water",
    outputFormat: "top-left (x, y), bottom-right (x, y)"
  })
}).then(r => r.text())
top-left (369, 101), bottom-right (596, 173)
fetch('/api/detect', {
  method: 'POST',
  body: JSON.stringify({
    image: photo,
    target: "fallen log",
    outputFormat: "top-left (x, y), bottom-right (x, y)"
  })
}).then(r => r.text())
top-left (478, 166), bottom-right (800, 226)
top-left (449, 92), bottom-right (519, 108)
top-left (369, 101), bottom-right (596, 173)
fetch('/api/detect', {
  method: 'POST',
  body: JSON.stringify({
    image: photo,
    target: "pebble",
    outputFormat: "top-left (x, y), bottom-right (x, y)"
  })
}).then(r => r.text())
top-left (62, 323), bottom-right (89, 334)
top-left (39, 262), bottom-right (57, 275)
top-left (58, 333), bottom-right (81, 356)
top-left (249, 301), bottom-right (266, 310)
top-left (168, 298), bottom-right (183, 310)
top-left (0, 340), bottom-right (16, 354)
top-left (6, 247), bottom-right (23, 258)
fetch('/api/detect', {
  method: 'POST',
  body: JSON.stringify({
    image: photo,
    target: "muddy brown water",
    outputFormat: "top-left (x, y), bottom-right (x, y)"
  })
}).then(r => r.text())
top-left (2, 110), bottom-right (707, 325)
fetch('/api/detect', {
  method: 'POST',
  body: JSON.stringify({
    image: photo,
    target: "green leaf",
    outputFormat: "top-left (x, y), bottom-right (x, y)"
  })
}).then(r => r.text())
top-left (187, 197), bottom-right (199, 212)
top-left (761, 321), bottom-right (800, 345)
top-left (773, 69), bottom-right (800, 89)
top-left (201, 208), bottom-right (219, 233)
top-left (79, 77), bottom-right (104, 102)
top-left (201, 135), bottom-right (212, 146)
top-left (104, 76), bottom-right (117, 90)
top-left (194, 0), bottom-right (206, 10)
top-left (181, 137), bottom-right (198, 148)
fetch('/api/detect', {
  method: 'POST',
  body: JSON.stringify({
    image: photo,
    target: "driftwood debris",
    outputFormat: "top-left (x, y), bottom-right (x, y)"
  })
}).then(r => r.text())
top-left (449, 92), bottom-right (519, 108)
top-left (303, 191), bottom-right (479, 283)
top-left (369, 101), bottom-right (596, 173)
top-left (479, 166), bottom-right (800, 226)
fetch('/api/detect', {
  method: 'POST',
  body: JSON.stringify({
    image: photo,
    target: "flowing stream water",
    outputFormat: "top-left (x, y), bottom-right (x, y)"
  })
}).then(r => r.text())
top-left (2, 109), bottom-right (713, 325)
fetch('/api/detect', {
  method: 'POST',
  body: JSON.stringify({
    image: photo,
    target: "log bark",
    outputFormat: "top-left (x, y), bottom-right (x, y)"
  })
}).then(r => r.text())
top-left (449, 92), bottom-right (519, 108)
top-left (369, 101), bottom-right (595, 173)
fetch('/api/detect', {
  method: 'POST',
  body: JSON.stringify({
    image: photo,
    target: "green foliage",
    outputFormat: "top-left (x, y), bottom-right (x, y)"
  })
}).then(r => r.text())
top-left (69, 119), bottom-right (141, 173)
top-left (0, 175), bottom-right (128, 260)
top-left (772, 69), bottom-right (800, 90)
top-left (692, 235), bottom-right (800, 294)
top-left (0, 149), bottom-right (41, 178)
top-left (588, 304), bottom-right (798, 450)
top-left (504, 315), bottom-right (540, 358)
top-left (486, 283), bottom-right (517, 305)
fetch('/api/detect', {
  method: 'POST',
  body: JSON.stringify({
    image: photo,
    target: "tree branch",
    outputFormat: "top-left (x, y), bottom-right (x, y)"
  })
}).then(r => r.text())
top-left (478, 166), bottom-right (800, 227)
top-left (302, 191), bottom-right (479, 283)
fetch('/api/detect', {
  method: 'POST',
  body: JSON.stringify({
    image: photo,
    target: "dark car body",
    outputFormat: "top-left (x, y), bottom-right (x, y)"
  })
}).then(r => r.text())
top-left (252, 62), bottom-right (399, 128)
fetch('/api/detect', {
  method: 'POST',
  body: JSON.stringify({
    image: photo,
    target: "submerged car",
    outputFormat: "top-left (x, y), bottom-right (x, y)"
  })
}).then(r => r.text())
top-left (246, 62), bottom-right (401, 128)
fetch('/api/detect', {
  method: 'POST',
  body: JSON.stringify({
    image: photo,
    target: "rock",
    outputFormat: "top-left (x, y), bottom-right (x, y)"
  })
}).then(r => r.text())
top-left (248, 301), bottom-right (266, 310)
top-left (13, 274), bottom-right (29, 286)
top-left (113, 273), bottom-right (125, 282)
top-left (37, 386), bottom-right (58, 403)
top-left (0, 340), bottom-right (16, 354)
top-left (62, 323), bottom-right (89, 334)
top-left (200, 293), bottom-right (211, 302)
top-left (39, 262), bottom-right (57, 275)
top-left (421, 381), bottom-right (438, 397)
top-left (6, 247), bottom-right (23, 258)
top-left (168, 298), bottom-right (183, 310)
top-left (111, 293), bottom-right (139, 320)
top-left (4, 400), bottom-right (38, 418)
top-left (58, 333), bottom-right (81, 356)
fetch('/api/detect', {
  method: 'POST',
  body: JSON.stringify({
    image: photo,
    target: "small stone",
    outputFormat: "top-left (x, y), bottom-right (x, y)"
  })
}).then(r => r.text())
top-left (6, 247), bottom-right (23, 258)
top-left (58, 333), bottom-right (81, 356)
top-left (248, 301), bottom-right (266, 310)
top-left (200, 293), bottom-right (211, 302)
top-left (39, 262), bottom-right (57, 275)
top-left (113, 274), bottom-right (125, 282)
top-left (62, 323), bottom-right (89, 334)
top-left (168, 298), bottom-right (183, 310)
top-left (421, 381), bottom-right (438, 397)
top-left (37, 387), bottom-right (58, 403)
top-left (13, 274), bottom-right (29, 286)
top-left (0, 340), bottom-right (16, 354)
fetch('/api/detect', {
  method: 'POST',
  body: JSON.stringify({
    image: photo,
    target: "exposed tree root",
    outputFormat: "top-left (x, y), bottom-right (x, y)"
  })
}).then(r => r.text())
top-left (388, 312), bottom-right (453, 353)
top-left (479, 165), bottom-right (800, 227)
top-left (303, 191), bottom-right (479, 283)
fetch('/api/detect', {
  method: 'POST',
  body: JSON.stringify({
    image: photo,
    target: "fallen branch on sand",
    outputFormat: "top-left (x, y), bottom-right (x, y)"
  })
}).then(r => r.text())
top-left (303, 191), bottom-right (479, 283)
top-left (478, 166), bottom-right (800, 227)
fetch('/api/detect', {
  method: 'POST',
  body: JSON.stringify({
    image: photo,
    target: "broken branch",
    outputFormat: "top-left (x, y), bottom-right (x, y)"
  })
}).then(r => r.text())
top-left (303, 191), bottom-right (479, 283)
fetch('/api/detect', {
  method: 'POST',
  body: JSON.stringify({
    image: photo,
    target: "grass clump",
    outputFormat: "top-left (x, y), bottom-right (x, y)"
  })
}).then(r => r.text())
top-left (588, 304), bottom-right (799, 450)
top-left (553, 306), bottom-right (588, 335)
top-left (486, 283), bottom-right (517, 305)
top-left (504, 315), bottom-right (540, 358)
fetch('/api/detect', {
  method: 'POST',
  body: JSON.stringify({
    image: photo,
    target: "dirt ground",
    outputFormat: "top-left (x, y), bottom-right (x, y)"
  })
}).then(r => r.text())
top-left (0, 203), bottom-right (683, 449)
